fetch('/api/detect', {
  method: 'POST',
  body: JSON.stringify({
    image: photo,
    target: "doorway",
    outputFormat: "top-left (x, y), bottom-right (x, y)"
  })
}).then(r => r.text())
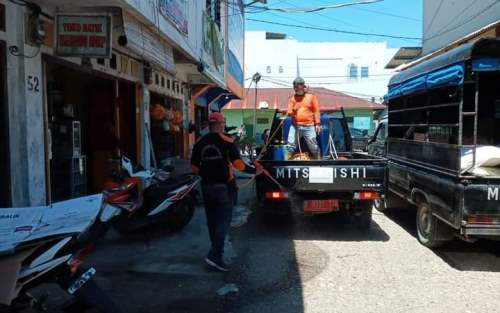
top-left (46, 61), bottom-right (137, 201)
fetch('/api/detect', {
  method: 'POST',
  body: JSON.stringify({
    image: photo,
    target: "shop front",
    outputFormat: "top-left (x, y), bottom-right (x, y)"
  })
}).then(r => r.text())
top-left (45, 56), bottom-right (138, 202)
top-left (149, 91), bottom-right (184, 166)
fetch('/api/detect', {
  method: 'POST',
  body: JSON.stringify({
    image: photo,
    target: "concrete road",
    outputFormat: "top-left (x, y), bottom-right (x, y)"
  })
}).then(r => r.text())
top-left (230, 207), bottom-right (500, 313)
top-left (30, 183), bottom-right (500, 313)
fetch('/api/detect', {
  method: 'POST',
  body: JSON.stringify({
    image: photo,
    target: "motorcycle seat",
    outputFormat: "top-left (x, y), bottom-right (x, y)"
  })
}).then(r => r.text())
top-left (157, 174), bottom-right (195, 192)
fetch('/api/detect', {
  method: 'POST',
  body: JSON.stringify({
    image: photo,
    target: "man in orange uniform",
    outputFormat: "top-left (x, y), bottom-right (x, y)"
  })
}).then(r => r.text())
top-left (287, 77), bottom-right (321, 158)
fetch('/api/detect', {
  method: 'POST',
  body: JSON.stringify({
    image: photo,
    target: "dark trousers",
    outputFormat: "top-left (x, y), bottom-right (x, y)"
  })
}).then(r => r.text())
top-left (202, 184), bottom-right (234, 260)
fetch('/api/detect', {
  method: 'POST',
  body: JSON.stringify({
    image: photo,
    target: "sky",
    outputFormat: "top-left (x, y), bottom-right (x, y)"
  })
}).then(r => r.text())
top-left (244, 0), bottom-right (423, 48)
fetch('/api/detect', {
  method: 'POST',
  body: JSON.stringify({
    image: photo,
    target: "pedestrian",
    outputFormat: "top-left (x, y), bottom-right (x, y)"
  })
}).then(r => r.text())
top-left (287, 77), bottom-right (321, 159)
top-left (191, 112), bottom-right (263, 272)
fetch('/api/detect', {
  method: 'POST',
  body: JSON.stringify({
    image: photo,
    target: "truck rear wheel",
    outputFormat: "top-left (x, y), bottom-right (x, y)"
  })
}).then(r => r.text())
top-left (373, 199), bottom-right (386, 212)
top-left (353, 203), bottom-right (372, 230)
top-left (416, 202), bottom-right (449, 248)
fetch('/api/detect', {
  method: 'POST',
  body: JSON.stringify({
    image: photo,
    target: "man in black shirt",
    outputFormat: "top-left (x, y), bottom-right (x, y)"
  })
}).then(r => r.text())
top-left (191, 112), bottom-right (263, 272)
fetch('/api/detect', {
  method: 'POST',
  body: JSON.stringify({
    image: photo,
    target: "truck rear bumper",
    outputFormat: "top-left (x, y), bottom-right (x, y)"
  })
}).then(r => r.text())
top-left (461, 224), bottom-right (500, 236)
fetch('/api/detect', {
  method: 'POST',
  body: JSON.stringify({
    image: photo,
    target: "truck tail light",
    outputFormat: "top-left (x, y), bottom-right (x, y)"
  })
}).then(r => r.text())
top-left (265, 191), bottom-right (289, 200)
top-left (354, 192), bottom-right (380, 200)
top-left (467, 215), bottom-right (495, 225)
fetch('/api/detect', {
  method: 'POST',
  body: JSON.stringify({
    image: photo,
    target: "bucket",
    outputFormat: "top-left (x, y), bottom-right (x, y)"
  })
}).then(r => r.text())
top-left (271, 145), bottom-right (288, 161)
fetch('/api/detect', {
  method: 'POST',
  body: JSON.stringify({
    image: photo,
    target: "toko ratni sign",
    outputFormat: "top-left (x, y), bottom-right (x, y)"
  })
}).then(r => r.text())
top-left (55, 14), bottom-right (112, 58)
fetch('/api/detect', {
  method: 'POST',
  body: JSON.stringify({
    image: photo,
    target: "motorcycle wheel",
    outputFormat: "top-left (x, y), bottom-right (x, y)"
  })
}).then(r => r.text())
top-left (161, 199), bottom-right (195, 233)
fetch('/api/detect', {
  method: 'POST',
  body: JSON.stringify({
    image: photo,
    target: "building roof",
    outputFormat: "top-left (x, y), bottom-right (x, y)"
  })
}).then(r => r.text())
top-left (385, 47), bottom-right (422, 69)
top-left (225, 87), bottom-right (386, 112)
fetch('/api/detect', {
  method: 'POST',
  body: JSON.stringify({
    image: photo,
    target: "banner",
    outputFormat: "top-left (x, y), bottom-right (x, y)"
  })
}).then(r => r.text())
top-left (203, 11), bottom-right (224, 74)
top-left (159, 0), bottom-right (188, 35)
top-left (227, 0), bottom-right (244, 85)
top-left (55, 15), bottom-right (112, 58)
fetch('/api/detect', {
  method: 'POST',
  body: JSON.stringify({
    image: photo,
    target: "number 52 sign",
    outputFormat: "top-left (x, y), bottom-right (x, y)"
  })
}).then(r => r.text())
top-left (27, 75), bottom-right (40, 93)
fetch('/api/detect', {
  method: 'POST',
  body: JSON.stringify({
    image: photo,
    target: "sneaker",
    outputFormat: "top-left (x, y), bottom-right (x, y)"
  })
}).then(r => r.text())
top-left (205, 256), bottom-right (230, 272)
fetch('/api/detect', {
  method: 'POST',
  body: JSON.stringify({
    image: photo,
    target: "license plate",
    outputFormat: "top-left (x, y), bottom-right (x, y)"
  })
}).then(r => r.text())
top-left (303, 199), bottom-right (339, 213)
top-left (67, 267), bottom-right (96, 295)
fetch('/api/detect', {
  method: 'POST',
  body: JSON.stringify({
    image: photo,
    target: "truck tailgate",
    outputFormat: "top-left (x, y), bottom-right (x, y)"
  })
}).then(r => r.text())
top-left (260, 158), bottom-right (386, 193)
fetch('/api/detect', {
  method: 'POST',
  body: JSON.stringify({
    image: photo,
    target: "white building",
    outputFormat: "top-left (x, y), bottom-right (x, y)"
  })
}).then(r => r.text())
top-left (423, 0), bottom-right (500, 55)
top-left (245, 31), bottom-right (398, 101)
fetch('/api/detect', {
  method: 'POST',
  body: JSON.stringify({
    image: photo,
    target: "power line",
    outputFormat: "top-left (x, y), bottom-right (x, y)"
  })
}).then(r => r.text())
top-left (424, 0), bottom-right (499, 42)
top-left (313, 0), bottom-right (421, 22)
top-left (351, 7), bottom-right (421, 22)
top-left (246, 18), bottom-right (421, 40)
top-left (259, 77), bottom-right (383, 100)
top-left (263, 73), bottom-right (393, 79)
top-left (423, 0), bottom-right (444, 34)
top-left (247, 0), bottom-right (384, 13)
top-left (279, 0), bottom-right (373, 38)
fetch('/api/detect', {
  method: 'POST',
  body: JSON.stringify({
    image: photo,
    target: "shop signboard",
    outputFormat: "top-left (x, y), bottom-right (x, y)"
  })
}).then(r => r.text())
top-left (159, 0), bottom-right (189, 35)
top-left (227, 0), bottom-right (244, 86)
top-left (202, 11), bottom-right (224, 74)
top-left (55, 14), bottom-right (112, 58)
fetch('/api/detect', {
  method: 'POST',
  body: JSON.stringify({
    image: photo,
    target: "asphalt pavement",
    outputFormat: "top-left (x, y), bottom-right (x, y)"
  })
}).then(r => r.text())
top-left (30, 180), bottom-right (500, 313)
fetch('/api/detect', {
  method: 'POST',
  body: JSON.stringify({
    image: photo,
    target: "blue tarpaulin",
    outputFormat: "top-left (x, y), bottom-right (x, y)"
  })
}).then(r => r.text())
top-left (386, 59), bottom-right (500, 100)
top-left (426, 63), bottom-right (464, 89)
top-left (386, 62), bottom-right (465, 100)
top-left (472, 58), bottom-right (500, 71)
top-left (400, 74), bottom-right (426, 95)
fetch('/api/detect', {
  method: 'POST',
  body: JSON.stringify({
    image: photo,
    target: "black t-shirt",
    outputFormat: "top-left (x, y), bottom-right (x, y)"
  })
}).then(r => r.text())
top-left (191, 133), bottom-right (254, 184)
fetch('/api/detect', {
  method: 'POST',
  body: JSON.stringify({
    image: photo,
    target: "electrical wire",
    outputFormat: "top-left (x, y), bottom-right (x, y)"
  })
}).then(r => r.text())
top-left (246, 18), bottom-right (421, 40)
top-left (8, 45), bottom-right (41, 59)
top-left (424, 0), bottom-right (499, 42)
top-left (246, 0), bottom-right (384, 13)
top-left (259, 77), bottom-right (383, 100)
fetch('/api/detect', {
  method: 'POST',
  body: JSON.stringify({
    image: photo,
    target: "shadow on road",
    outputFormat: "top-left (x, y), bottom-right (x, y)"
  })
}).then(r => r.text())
top-left (230, 210), bottom-right (305, 313)
top-left (384, 208), bottom-right (500, 273)
top-left (293, 212), bottom-right (390, 242)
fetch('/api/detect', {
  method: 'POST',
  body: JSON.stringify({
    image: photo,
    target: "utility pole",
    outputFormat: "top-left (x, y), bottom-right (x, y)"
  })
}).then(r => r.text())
top-left (252, 72), bottom-right (262, 138)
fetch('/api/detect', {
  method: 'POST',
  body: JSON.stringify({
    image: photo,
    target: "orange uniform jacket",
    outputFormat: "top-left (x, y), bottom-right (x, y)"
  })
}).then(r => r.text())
top-left (287, 93), bottom-right (320, 126)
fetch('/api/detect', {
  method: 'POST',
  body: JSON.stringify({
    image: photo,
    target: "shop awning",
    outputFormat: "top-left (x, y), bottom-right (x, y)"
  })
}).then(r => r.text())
top-left (197, 87), bottom-right (240, 111)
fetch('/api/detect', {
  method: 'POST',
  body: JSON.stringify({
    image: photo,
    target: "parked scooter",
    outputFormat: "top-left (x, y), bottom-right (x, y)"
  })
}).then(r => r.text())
top-left (100, 156), bottom-right (200, 234)
top-left (0, 195), bottom-right (120, 313)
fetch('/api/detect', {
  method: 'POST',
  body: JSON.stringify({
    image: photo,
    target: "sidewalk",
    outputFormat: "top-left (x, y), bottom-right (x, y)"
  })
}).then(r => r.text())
top-left (86, 177), bottom-right (255, 313)
top-left (29, 159), bottom-right (255, 313)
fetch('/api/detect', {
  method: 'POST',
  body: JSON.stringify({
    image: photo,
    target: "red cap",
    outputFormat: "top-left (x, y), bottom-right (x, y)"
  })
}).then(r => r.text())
top-left (208, 112), bottom-right (225, 123)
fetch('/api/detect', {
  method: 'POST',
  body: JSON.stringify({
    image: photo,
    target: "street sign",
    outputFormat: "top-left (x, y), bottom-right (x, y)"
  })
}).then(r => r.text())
top-left (55, 14), bottom-right (112, 58)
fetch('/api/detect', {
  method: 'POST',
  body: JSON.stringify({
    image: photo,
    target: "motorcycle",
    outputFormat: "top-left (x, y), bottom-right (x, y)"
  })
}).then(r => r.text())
top-left (0, 195), bottom-right (121, 313)
top-left (100, 156), bottom-right (201, 234)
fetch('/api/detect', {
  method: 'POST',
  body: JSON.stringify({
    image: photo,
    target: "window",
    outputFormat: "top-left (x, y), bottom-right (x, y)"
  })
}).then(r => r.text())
top-left (266, 66), bottom-right (271, 74)
top-left (155, 73), bottom-right (159, 85)
top-left (361, 66), bottom-right (369, 78)
top-left (167, 79), bottom-right (171, 89)
top-left (161, 76), bottom-right (165, 87)
top-left (349, 64), bottom-right (358, 79)
top-left (257, 118), bottom-right (269, 124)
top-left (97, 58), bottom-right (105, 66)
top-left (279, 66), bottom-right (284, 74)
